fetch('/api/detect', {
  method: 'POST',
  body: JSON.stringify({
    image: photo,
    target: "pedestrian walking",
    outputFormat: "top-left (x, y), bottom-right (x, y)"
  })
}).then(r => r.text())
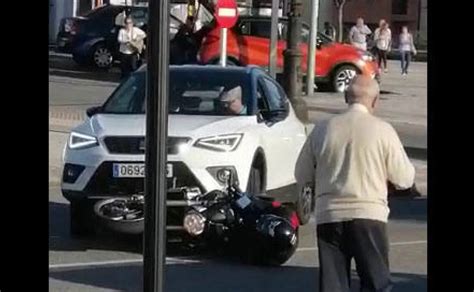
top-left (323, 22), bottom-right (336, 41)
top-left (374, 20), bottom-right (392, 73)
top-left (399, 26), bottom-right (417, 75)
top-left (349, 18), bottom-right (372, 51)
top-left (295, 75), bottom-right (415, 292)
top-left (117, 16), bottom-right (146, 79)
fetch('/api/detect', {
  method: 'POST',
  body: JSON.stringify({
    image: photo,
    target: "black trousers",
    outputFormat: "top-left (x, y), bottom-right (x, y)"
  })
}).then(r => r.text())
top-left (376, 49), bottom-right (388, 69)
top-left (120, 53), bottom-right (139, 79)
top-left (317, 219), bottom-right (392, 292)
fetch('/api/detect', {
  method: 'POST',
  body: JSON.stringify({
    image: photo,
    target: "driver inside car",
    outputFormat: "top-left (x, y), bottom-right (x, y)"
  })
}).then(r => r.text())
top-left (218, 86), bottom-right (247, 115)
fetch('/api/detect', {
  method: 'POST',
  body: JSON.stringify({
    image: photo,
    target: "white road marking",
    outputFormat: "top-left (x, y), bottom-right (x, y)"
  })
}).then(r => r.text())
top-left (389, 240), bottom-right (427, 246)
top-left (296, 240), bottom-right (427, 252)
top-left (49, 257), bottom-right (202, 270)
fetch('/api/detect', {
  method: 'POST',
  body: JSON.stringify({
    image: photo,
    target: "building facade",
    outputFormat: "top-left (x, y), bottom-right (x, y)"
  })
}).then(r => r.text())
top-left (301, 0), bottom-right (426, 47)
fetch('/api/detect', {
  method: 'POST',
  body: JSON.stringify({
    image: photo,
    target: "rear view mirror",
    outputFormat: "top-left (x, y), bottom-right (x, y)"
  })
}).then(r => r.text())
top-left (86, 106), bottom-right (102, 117)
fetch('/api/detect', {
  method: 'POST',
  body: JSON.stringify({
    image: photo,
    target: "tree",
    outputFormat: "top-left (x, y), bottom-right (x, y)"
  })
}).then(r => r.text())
top-left (333, 0), bottom-right (349, 42)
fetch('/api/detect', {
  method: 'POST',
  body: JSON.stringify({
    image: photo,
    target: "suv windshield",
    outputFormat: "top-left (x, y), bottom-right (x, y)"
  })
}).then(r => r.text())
top-left (102, 70), bottom-right (252, 116)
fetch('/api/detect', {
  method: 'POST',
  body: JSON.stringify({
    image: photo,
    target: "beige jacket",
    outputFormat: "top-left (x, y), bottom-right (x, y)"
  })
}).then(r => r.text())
top-left (295, 104), bottom-right (415, 224)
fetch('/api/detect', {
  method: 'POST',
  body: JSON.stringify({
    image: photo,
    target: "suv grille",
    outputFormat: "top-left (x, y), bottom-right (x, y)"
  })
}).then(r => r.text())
top-left (103, 136), bottom-right (191, 155)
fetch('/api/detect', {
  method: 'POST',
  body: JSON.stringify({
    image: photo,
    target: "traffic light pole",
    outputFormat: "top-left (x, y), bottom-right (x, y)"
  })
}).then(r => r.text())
top-left (143, 0), bottom-right (170, 290)
top-left (282, 0), bottom-right (308, 122)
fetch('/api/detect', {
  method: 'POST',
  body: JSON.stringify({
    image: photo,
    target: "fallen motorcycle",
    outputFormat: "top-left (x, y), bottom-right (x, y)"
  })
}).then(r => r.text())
top-left (93, 171), bottom-right (300, 265)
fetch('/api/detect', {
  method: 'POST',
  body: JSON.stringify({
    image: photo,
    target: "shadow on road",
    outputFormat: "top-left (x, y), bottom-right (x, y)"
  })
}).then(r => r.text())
top-left (49, 201), bottom-right (143, 253)
top-left (49, 261), bottom-right (427, 292)
top-left (49, 201), bottom-right (213, 257)
top-left (49, 54), bottom-right (121, 83)
top-left (388, 197), bottom-right (427, 222)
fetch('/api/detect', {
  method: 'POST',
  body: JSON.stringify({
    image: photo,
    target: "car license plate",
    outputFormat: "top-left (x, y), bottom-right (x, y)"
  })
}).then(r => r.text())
top-left (113, 163), bottom-right (173, 178)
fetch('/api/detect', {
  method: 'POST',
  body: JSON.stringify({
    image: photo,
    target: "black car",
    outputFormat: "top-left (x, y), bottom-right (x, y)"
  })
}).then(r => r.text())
top-left (56, 5), bottom-right (149, 68)
top-left (57, 4), bottom-right (185, 69)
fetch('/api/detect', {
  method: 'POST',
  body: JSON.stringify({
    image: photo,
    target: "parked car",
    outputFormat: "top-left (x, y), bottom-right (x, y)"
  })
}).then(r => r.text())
top-left (56, 4), bottom-right (182, 68)
top-left (61, 65), bottom-right (312, 236)
top-left (198, 16), bottom-right (380, 92)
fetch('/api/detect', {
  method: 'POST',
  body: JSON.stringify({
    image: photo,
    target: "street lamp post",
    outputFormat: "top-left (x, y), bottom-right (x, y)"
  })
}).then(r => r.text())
top-left (282, 0), bottom-right (308, 122)
top-left (143, 0), bottom-right (170, 290)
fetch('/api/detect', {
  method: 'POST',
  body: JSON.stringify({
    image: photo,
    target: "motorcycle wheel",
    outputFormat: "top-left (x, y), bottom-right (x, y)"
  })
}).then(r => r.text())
top-left (93, 197), bottom-right (144, 235)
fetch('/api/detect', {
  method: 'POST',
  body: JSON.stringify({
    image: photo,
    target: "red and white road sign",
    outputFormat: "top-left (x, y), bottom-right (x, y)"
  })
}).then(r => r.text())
top-left (214, 0), bottom-right (239, 29)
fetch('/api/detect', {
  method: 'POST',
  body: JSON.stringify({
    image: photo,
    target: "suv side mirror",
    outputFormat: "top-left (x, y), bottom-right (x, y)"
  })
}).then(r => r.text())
top-left (86, 106), bottom-right (102, 117)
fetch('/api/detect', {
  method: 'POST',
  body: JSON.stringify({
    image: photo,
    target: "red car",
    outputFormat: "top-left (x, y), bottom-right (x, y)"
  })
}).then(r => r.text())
top-left (198, 16), bottom-right (379, 92)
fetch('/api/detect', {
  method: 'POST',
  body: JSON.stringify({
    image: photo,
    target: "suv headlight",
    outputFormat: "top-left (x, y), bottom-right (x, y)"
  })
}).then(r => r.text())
top-left (194, 134), bottom-right (243, 152)
top-left (68, 132), bottom-right (98, 150)
top-left (361, 52), bottom-right (374, 62)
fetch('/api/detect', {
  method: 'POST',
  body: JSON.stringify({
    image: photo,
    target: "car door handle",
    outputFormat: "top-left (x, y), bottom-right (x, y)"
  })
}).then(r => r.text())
top-left (283, 137), bottom-right (291, 141)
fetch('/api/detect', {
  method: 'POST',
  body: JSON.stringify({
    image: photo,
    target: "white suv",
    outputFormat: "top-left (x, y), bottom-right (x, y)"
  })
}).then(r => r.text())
top-left (62, 65), bottom-right (311, 236)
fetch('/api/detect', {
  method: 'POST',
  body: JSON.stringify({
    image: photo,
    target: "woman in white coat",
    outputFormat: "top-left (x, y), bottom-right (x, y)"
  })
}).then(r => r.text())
top-left (117, 16), bottom-right (146, 79)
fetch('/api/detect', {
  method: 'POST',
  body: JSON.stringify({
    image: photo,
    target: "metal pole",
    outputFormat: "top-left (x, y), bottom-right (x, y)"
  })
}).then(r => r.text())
top-left (220, 28), bottom-right (228, 67)
top-left (283, 0), bottom-right (308, 122)
top-left (72, 0), bottom-right (78, 16)
top-left (306, 0), bottom-right (319, 96)
top-left (143, 0), bottom-right (169, 289)
top-left (269, 0), bottom-right (279, 78)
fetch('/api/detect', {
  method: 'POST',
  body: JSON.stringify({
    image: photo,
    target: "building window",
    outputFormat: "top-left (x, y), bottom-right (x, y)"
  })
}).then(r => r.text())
top-left (392, 0), bottom-right (408, 15)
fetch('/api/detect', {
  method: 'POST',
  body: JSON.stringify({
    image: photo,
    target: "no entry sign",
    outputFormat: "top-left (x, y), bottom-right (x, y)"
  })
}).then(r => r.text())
top-left (214, 0), bottom-right (238, 29)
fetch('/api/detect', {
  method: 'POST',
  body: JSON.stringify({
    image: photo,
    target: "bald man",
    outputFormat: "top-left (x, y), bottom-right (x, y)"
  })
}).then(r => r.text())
top-left (295, 75), bottom-right (414, 292)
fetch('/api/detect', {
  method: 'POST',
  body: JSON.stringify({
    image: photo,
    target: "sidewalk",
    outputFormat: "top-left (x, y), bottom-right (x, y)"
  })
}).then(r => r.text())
top-left (304, 60), bottom-right (427, 151)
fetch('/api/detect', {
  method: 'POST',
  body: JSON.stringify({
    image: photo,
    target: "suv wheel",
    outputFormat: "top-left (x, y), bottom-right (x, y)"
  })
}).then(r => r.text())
top-left (247, 164), bottom-right (265, 195)
top-left (332, 65), bottom-right (358, 93)
top-left (92, 44), bottom-right (113, 69)
top-left (210, 58), bottom-right (238, 67)
top-left (295, 186), bottom-right (313, 225)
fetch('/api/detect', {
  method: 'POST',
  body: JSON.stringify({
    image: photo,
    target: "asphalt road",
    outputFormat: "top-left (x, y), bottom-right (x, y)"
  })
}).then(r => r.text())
top-left (49, 184), bottom-right (426, 292)
top-left (49, 53), bottom-right (427, 291)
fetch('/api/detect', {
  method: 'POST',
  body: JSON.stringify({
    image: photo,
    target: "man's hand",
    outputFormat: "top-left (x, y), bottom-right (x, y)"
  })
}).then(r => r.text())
top-left (387, 182), bottom-right (421, 198)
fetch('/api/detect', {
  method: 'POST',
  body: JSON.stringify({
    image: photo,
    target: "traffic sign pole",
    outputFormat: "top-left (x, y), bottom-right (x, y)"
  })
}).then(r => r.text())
top-left (220, 27), bottom-right (228, 67)
top-left (215, 0), bottom-right (238, 68)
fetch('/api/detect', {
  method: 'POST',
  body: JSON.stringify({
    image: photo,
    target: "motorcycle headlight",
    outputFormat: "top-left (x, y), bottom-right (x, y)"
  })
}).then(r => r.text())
top-left (194, 134), bottom-right (243, 152)
top-left (183, 211), bottom-right (206, 236)
top-left (68, 132), bottom-right (98, 150)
